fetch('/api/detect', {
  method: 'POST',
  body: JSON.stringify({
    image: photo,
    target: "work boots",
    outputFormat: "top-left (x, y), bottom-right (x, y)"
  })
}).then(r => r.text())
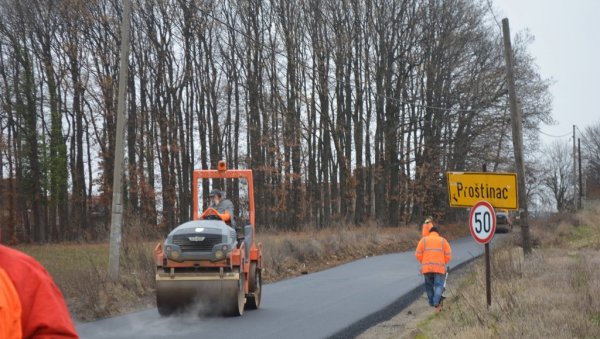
top-left (435, 297), bottom-right (445, 313)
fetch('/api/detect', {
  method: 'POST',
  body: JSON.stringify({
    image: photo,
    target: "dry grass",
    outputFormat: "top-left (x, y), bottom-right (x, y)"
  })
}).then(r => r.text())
top-left (259, 220), bottom-right (469, 282)
top-left (17, 220), bottom-right (469, 321)
top-left (16, 217), bottom-right (159, 322)
top-left (16, 242), bottom-right (157, 322)
top-left (259, 224), bottom-right (421, 283)
top-left (415, 203), bottom-right (600, 339)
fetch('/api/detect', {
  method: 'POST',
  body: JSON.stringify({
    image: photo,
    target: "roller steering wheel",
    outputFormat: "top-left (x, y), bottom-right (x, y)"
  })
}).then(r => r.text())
top-left (200, 208), bottom-right (223, 221)
top-left (203, 214), bottom-right (221, 220)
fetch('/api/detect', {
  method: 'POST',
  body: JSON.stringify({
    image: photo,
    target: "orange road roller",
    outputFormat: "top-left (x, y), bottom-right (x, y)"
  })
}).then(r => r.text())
top-left (154, 161), bottom-right (262, 316)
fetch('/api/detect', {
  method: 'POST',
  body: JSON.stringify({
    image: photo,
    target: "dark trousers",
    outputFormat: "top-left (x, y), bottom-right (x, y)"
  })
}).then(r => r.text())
top-left (423, 273), bottom-right (445, 307)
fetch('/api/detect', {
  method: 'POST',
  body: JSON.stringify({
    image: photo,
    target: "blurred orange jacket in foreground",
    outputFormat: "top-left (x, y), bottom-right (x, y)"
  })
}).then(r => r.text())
top-left (0, 266), bottom-right (22, 338)
top-left (0, 245), bottom-right (78, 338)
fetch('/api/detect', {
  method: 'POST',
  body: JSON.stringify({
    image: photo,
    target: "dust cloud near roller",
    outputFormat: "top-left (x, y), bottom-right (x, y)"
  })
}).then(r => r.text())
top-left (156, 277), bottom-right (240, 316)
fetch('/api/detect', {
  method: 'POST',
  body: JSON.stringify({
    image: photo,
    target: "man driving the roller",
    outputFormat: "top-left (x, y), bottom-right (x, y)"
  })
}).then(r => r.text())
top-left (209, 189), bottom-right (235, 226)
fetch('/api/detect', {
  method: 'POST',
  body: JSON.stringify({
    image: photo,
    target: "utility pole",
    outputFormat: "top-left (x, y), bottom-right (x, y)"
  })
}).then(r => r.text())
top-left (502, 18), bottom-right (531, 255)
top-left (578, 138), bottom-right (583, 209)
top-left (573, 125), bottom-right (578, 210)
top-left (108, 0), bottom-right (132, 281)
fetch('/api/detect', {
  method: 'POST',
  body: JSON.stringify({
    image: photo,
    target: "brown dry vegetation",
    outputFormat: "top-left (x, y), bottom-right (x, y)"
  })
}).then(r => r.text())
top-left (16, 237), bottom-right (157, 321)
top-left (259, 220), bottom-right (467, 284)
top-left (413, 203), bottom-right (600, 339)
top-left (260, 223), bottom-right (421, 283)
top-left (17, 221), bottom-right (468, 322)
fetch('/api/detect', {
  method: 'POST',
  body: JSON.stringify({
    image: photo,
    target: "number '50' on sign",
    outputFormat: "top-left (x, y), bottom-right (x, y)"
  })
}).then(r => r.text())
top-left (469, 201), bottom-right (496, 244)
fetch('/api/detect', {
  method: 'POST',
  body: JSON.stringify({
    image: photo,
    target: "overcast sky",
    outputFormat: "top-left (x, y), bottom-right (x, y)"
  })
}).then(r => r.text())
top-left (494, 0), bottom-right (600, 144)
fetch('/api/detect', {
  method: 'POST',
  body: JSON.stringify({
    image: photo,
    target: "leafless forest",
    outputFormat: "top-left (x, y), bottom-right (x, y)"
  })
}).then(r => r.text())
top-left (0, 0), bottom-right (556, 243)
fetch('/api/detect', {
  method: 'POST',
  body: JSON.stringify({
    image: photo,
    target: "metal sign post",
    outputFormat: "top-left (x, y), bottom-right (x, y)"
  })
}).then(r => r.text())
top-left (485, 243), bottom-right (491, 307)
top-left (469, 200), bottom-right (496, 307)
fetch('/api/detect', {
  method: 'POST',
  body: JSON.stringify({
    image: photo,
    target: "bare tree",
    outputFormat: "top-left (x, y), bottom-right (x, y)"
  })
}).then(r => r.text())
top-left (0, 0), bottom-right (557, 242)
top-left (541, 141), bottom-right (574, 211)
top-left (582, 121), bottom-right (600, 199)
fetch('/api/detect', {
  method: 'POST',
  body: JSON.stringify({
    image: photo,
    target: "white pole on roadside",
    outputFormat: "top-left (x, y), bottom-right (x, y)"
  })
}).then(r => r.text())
top-left (573, 125), bottom-right (577, 209)
top-left (109, 0), bottom-right (132, 281)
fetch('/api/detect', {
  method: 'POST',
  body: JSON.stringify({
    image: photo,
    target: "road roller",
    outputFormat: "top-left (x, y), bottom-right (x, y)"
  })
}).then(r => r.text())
top-left (154, 161), bottom-right (262, 316)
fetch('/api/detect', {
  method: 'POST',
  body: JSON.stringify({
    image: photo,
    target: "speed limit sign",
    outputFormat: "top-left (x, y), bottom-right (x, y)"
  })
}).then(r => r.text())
top-left (469, 201), bottom-right (496, 244)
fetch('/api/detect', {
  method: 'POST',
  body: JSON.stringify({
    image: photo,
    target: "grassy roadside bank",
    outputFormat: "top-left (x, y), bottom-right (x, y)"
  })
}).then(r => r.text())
top-left (411, 204), bottom-right (600, 338)
top-left (17, 222), bottom-right (469, 322)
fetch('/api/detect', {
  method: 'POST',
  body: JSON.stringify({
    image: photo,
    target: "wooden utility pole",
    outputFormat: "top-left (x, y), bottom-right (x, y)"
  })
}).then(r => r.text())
top-left (578, 138), bottom-right (583, 209)
top-left (109, 0), bottom-right (132, 281)
top-left (573, 125), bottom-right (578, 209)
top-left (502, 18), bottom-right (531, 255)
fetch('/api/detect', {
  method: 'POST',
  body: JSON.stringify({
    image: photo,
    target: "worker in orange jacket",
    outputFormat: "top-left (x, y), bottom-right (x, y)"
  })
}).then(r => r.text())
top-left (415, 226), bottom-right (452, 311)
top-left (421, 216), bottom-right (434, 238)
top-left (0, 245), bottom-right (78, 338)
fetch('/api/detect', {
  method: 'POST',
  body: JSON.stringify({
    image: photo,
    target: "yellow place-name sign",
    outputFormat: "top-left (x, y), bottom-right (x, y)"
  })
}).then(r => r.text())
top-left (447, 172), bottom-right (518, 209)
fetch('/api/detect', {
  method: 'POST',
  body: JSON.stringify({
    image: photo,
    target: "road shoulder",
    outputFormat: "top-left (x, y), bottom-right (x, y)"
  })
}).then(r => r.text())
top-left (357, 259), bottom-right (475, 339)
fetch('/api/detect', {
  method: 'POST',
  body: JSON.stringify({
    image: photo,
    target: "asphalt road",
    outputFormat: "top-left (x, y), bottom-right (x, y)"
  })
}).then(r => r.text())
top-left (77, 235), bottom-right (504, 339)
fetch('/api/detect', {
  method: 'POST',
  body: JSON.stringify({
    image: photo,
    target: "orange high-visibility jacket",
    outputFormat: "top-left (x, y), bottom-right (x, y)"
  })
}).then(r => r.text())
top-left (0, 267), bottom-right (22, 339)
top-left (219, 211), bottom-right (232, 222)
top-left (415, 232), bottom-right (452, 274)
top-left (0, 245), bottom-right (78, 339)
top-left (421, 222), bottom-right (433, 238)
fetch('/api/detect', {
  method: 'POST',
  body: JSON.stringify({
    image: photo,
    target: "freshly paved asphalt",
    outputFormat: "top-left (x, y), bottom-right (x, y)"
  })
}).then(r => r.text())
top-left (77, 235), bottom-right (503, 339)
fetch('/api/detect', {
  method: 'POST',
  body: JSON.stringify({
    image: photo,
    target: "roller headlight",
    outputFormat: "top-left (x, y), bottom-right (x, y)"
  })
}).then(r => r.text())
top-left (214, 250), bottom-right (224, 259)
top-left (165, 245), bottom-right (181, 260)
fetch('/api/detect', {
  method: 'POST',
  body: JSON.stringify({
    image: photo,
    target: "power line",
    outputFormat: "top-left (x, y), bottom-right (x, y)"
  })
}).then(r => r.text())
top-left (485, 0), bottom-right (502, 31)
top-left (486, 6), bottom-right (567, 144)
top-left (537, 129), bottom-right (571, 138)
top-left (485, 4), bottom-right (573, 143)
